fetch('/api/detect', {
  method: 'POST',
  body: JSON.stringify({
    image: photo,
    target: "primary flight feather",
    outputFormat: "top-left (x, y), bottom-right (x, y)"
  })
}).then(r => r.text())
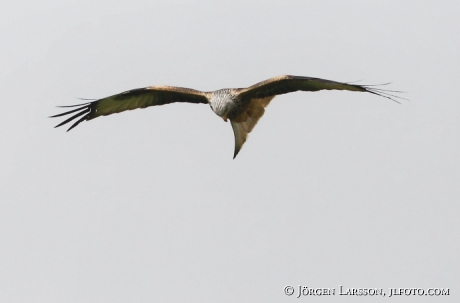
top-left (51, 75), bottom-right (401, 158)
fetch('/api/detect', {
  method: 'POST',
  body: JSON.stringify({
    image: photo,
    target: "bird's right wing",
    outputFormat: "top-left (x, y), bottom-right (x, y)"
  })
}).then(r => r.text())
top-left (237, 75), bottom-right (402, 103)
top-left (50, 86), bottom-right (210, 131)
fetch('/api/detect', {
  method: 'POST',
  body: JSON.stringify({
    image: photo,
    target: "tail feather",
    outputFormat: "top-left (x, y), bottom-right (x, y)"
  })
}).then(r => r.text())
top-left (230, 96), bottom-right (275, 158)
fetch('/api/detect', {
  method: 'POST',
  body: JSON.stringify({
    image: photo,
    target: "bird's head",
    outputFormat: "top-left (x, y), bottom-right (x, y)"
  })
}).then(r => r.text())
top-left (209, 89), bottom-right (234, 122)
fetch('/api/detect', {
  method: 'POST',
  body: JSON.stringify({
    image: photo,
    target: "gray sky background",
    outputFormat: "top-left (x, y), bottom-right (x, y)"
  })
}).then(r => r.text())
top-left (1, 1), bottom-right (459, 302)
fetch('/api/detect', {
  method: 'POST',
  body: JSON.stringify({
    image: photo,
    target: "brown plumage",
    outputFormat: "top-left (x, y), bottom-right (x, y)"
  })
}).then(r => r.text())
top-left (51, 75), bottom-right (402, 158)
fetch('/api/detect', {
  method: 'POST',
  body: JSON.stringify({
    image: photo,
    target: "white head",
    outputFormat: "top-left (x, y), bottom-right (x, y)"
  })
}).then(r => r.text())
top-left (209, 89), bottom-right (235, 121)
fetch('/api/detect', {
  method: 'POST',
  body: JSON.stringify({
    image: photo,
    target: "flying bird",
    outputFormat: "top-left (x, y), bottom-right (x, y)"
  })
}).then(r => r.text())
top-left (51, 75), bottom-right (401, 158)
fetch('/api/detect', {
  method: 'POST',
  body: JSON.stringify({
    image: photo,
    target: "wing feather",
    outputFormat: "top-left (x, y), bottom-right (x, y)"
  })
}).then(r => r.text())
top-left (237, 75), bottom-right (403, 103)
top-left (53, 108), bottom-right (90, 128)
top-left (51, 86), bottom-right (209, 131)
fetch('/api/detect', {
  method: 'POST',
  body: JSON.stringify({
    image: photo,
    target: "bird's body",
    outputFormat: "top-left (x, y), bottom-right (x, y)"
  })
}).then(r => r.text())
top-left (51, 75), bottom-right (401, 158)
top-left (209, 88), bottom-right (239, 120)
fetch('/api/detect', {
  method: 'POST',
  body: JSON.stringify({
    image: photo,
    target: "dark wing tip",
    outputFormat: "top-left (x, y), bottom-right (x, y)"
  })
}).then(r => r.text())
top-left (360, 84), bottom-right (408, 104)
top-left (66, 114), bottom-right (89, 131)
top-left (55, 102), bottom-right (92, 108)
top-left (51, 102), bottom-right (92, 131)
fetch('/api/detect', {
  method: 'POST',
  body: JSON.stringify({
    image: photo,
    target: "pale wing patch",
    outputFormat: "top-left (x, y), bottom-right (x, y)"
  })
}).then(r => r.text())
top-left (230, 96), bottom-right (275, 158)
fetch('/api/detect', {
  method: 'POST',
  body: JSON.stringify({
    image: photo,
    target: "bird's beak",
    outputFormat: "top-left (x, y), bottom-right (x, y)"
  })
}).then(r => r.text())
top-left (222, 114), bottom-right (228, 122)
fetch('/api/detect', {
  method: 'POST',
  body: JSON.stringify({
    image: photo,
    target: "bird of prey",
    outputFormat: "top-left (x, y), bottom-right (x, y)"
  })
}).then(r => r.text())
top-left (51, 75), bottom-right (401, 158)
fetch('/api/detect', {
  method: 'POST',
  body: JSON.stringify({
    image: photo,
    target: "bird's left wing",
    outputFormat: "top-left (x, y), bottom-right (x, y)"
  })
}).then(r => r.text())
top-left (236, 75), bottom-right (402, 103)
top-left (51, 86), bottom-right (209, 131)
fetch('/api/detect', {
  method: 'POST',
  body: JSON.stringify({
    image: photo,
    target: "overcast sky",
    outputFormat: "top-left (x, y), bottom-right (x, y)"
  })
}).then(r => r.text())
top-left (1, 1), bottom-right (459, 302)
